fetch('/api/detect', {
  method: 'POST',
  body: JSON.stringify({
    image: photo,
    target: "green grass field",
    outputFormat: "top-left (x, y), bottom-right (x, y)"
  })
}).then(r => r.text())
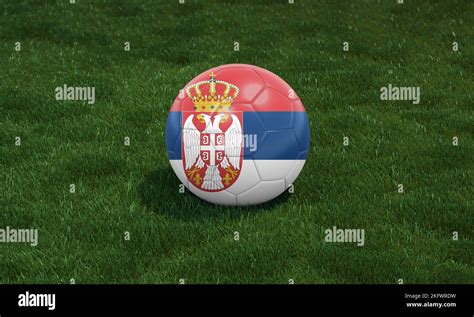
top-left (0, 0), bottom-right (473, 284)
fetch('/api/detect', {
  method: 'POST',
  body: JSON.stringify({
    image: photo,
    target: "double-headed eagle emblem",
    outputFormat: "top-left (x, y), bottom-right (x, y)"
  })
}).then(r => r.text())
top-left (183, 73), bottom-right (243, 191)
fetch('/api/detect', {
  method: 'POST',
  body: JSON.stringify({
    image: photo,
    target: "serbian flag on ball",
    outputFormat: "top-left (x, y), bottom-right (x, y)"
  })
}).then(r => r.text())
top-left (165, 64), bottom-right (310, 205)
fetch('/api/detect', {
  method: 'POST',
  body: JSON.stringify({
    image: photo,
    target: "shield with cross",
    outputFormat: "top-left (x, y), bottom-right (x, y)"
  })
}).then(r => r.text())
top-left (200, 132), bottom-right (225, 166)
top-left (182, 111), bottom-right (243, 192)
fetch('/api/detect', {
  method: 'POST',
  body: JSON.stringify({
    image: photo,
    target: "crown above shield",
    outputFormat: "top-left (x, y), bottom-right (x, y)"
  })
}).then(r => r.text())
top-left (186, 73), bottom-right (239, 113)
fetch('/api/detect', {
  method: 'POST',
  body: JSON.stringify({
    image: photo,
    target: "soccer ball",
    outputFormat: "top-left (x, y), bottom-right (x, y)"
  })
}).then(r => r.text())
top-left (165, 64), bottom-right (310, 206)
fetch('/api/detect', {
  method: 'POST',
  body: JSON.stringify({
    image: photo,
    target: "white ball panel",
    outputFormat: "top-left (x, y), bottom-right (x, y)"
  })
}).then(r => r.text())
top-left (237, 179), bottom-right (285, 205)
top-left (171, 159), bottom-right (306, 206)
top-left (226, 160), bottom-right (261, 195)
top-left (254, 160), bottom-right (297, 181)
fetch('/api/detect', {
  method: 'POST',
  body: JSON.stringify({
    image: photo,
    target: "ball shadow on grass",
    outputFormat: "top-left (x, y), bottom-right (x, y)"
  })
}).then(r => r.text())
top-left (137, 167), bottom-right (290, 222)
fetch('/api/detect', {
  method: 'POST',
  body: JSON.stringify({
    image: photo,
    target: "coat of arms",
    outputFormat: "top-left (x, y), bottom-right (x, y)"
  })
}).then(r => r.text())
top-left (182, 73), bottom-right (243, 191)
